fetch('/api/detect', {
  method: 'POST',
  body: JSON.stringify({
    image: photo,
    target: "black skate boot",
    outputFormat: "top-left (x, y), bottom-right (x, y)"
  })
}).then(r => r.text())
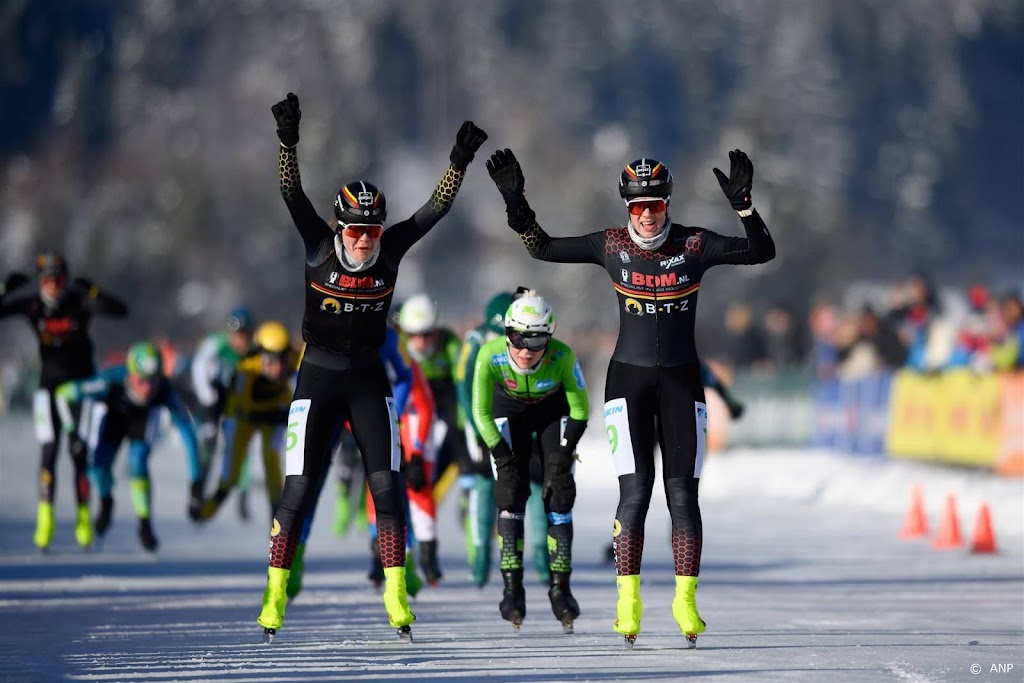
top-left (95, 497), bottom-right (114, 537)
top-left (368, 538), bottom-right (384, 589)
top-left (419, 540), bottom-right (443, 586)
top-left (548, 571), bottom-right (581, 633)
top-left (137, 518), bottom-right (159, 552)
top-left (499, 569), bottom-right (527, 632)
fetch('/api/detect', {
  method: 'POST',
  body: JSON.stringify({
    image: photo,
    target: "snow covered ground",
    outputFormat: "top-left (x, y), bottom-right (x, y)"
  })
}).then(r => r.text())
top-left (1, 415), bottom-right (1021, 682)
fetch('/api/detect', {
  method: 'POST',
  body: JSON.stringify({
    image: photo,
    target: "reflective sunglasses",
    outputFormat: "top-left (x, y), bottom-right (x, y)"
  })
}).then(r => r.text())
top-left (507, 331), bottom-right (551, 351)
top-left (339, 223), bottom-right (384, 239)
top-left (627, 199), bottom-right (667, 216)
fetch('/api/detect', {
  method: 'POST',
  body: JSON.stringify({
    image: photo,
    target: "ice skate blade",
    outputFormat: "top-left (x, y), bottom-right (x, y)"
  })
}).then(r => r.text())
top-left (397, 625), bottom-right (412, 643)
top-left (512, 620), bottom-right (523, 634)
top-left (684, 634), bottom-right (697, 649)
top-left (562, 622), bottom-right (574, 634)
top-left (624, 634), bottom-right (637, 649)
top-left (262, 628), bottom-right (276, 644)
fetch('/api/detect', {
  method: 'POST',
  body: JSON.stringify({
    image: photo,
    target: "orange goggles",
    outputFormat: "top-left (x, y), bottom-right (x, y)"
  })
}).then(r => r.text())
top-left (339, 224), bottom-right (384, 239)
top-left (627, 199), bottom-right (667, 216)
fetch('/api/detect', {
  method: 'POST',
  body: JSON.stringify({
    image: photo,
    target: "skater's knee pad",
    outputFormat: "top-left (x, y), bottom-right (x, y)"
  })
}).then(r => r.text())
top-left (39, 442), bottom-right (58, 471)
top-left (664, 477), bottom-right (700, 526)
top-left (277, 475), bottom-right (315, 517)
top-left (367, 470), bottom-right (402, 519)
top-left (616, 473), bottom-right (655, 525)
top-left (68, 434), bottom-right (88, 458)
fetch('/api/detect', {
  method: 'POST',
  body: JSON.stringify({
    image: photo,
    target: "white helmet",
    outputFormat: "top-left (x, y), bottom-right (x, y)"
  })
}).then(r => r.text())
top-left (504, 291), bottom-right (556, 336)
top-left (399, 293), bottom-right (439, 334)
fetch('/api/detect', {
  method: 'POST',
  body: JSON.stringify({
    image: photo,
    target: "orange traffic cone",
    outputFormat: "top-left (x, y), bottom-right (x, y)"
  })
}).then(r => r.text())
top-left (900, 486), bottom-right (929, 539)
top-left (970, 503), bottom-right (997, 554)
top-left (932, 494), bottom-right (963, 549)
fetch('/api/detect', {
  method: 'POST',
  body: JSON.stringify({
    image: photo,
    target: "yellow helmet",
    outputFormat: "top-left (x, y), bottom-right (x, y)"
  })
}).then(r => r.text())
top-left (255, 321), bottom-right (291, 354)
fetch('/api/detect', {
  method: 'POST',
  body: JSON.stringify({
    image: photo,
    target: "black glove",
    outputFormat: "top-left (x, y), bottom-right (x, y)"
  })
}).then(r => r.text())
top-left (491, 440), bottom-right (520, 511)
top-left (449, 121), bottom-right (488, 170)
top-left (542, 448), bottom-right (576, 513)
top-left (712, 149), bottom-right (754, 211)
top-left (73, 276), bottom-right (94, 292)
top-left (1, 272), bottom-right (28, 297)
top-left (486, 148), bottom-right (525, 199)
top-left (487, 149), bottom-right (536, 234)
top-left (405, 454), bottom-right (427, 492)
top-left (188, 481), bottom-right (204, 522)
top-left (271, 92), bottom-right (301, 147)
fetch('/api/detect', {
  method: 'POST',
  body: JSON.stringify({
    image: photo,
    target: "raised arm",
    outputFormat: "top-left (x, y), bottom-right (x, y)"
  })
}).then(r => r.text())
top-left (271, 93), bottom-right (333, 261)
top-left (702, 150), bottom-right (776, 266)
top-left (486, 149), bottom-right (605, 265)
top-left (384, 121), bottom-right (488, 259)
top-left (73, 277), bottom-right (128, 317)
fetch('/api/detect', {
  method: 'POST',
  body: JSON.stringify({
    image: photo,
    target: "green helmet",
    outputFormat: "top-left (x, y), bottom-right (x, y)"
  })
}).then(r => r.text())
top-left (484, 292), bottom-right (515, 334)
top-left (126, 342), bottom-right (163, 379)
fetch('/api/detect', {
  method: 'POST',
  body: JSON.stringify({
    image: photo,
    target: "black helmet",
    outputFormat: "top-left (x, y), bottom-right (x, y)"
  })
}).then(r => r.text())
top-left (618, 158), bottom-right (673, 202)
top-left (334, 181), bottom-right (387, 225)
top-left (35, 251), bottom-right (68, 278)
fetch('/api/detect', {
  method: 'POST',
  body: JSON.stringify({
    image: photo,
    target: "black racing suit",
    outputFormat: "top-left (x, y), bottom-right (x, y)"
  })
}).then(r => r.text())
top-left (517, 213), bottom-right (775, 578)
top-left (267, 142), bottom-right (467, 574)
top-left (0, 282), bottom-right (128, 506)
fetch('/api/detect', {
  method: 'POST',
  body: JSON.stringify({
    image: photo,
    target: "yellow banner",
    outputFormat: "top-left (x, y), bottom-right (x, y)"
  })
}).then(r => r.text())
top-left (887, 371), bottom-right (942, 459)
top-left (936, 370), bottom-right (1000, 467)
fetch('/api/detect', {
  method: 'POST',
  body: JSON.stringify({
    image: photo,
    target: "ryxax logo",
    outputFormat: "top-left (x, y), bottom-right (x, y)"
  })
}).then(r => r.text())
top-left (659, 254), bottom-right (685, 269)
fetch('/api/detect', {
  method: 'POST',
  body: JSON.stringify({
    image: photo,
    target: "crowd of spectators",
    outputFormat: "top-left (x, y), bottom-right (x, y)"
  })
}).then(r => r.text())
top-left (710, 272), bottom-right (1024, 382)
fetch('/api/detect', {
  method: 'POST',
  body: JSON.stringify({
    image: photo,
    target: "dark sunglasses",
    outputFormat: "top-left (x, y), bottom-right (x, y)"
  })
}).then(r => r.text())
top-left (339, 224), bottom-right (384, 239)
top-left (507, 331), bottom-right (551, 351)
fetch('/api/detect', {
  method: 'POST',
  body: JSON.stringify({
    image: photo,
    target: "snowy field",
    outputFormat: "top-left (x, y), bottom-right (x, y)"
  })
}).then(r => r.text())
top-left (1, 415), bottom-right (1022, 683)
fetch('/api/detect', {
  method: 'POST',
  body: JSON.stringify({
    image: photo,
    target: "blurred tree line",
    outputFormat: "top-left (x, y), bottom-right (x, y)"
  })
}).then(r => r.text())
top-left (0, 0), bottom-right (1021, 361)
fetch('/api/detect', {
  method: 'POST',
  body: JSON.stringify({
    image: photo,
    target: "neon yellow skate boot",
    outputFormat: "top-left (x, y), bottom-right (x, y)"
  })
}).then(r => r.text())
top-left (613, 574), bottom-right (643, 646)
top-left (34, 502), bottom-right (55, 552)
top-left (383, 566), bottom-right (416, 629)
top-left (672, 575), bottom-right (706, 648)
top-left (256, 567), bottom-right (290, 641)
top-left (286, 543), bottom-right (305, 600)
top-left (333, 492), bottom-right (351, 536)
top-left (404, 550), bottom-right (423, 597)
top-left (74, 504), bottom-right (93, 548)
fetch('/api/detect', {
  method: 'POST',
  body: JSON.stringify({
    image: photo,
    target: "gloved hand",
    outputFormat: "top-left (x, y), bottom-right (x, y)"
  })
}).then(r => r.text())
top-left (542, 448), bottom-right (576, 513)
top-left (188, 481), bottom-right (204, 521)
top-left (486, 148), bottom-right (525, 199)
top-left (1, 272), bottom-right (28, 297)
top-left (712, 149), bottom-right (754, 211)
top-left (487, 149), bottom-right (535, 234)
top-left (73, 276), bottom-right (94, 292)
top-left (405, 453), bottom-right (427, 492)
top-left (490, 440), bottom-right (520, 511)
top-left (271, 92), bottom-right (301, 147)
top-left (449, 121), bottom-right (488, 170)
